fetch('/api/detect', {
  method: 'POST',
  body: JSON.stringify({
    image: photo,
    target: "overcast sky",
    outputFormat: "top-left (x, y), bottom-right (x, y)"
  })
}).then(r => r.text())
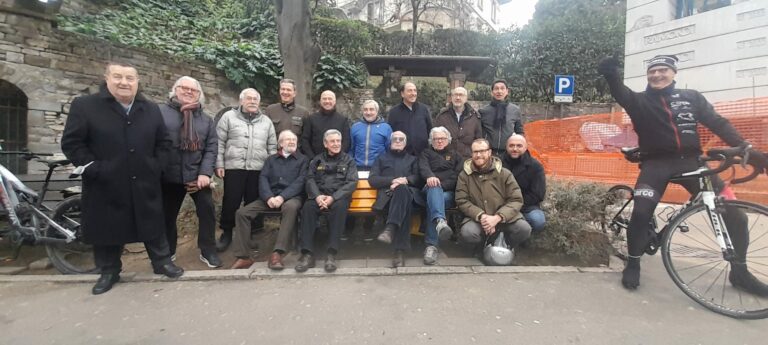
top-left (498, 0), bottom-right (538, 29)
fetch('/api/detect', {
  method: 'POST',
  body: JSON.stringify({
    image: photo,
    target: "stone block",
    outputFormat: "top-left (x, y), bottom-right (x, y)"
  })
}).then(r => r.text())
top-left (3, 34), bottom-right (25, 45)
top-left (6, 51), bottom-right (22, 63)
top-left (26, 38), bottom-right (48, 48)
top-left (25, 55), bottom-right (50, 68)
top-left (53, 60), bottom-right (83, 73)
top-left (471, 266), bottom-right (580, 274)
top-left (26, 110), bottom-right (45, 126)
top-left (0, 267), bottom-right (25, 275)
top-left (28, 99), bottom-right (61, 112)
top-left (28, 257), bottom-right (52, 270)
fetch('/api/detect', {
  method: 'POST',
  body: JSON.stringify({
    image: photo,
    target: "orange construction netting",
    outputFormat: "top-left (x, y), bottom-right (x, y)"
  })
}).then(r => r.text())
top-left (526, 97), bottom-right (768, 204)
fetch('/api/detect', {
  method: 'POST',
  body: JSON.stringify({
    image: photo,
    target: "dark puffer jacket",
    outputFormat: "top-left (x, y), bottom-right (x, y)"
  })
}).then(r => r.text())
top-left (159, 101), bottom-right (217, 184)
top-left (418, 147), bottom-right (463, 192)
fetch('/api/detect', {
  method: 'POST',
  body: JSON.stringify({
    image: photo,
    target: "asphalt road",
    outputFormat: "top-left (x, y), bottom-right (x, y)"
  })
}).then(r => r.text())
top-left (0, 256), bottom-right (765, 345)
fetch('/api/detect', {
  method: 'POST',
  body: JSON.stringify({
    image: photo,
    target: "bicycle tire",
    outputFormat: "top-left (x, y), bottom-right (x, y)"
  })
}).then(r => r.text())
top-left (661, 200), bottom-right (768, 319)
top-left (44, 195), bottom-right (97, 274)
top-left (603, 185), bottom-right (634, 259)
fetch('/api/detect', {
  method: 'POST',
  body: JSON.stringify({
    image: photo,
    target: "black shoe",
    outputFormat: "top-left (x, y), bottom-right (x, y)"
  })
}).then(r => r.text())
top-left (200, 250), bottom-right (223, 268)
top-left (325, 253), bottom-right (338, 272)
top-left (216, 231), bottom-right (232, 252)
top-left (295, 253), bottom-right (316, 273)
top-left (92, 273), bottom-right (120, 295)
top-left (622, 257), bottom-right (641, 290)
top-left (392, 250), bottom-right (405, 268)
top-left (729, 263), bottom-right (768, 297)
top-left (378, 224), bottom-right (397, 244)
top-left (153, 263), bottom-right (184, 278)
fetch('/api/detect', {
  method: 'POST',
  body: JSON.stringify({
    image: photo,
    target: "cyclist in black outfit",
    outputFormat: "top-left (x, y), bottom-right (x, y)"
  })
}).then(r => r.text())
top-left (599, 55), bottom-right (768, 293)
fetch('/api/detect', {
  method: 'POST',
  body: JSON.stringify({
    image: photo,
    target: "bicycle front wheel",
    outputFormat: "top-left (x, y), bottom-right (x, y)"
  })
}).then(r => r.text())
top-left (661, 200), bottom-right (768, 319)
top-left (44, 195), bottom-right (97, 274)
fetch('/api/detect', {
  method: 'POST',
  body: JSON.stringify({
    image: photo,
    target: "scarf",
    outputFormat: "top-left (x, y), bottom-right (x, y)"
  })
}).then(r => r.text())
top-left (490, 100), bottom-right (508, 129)
top-left (177, 100), bottom-right (201, 151)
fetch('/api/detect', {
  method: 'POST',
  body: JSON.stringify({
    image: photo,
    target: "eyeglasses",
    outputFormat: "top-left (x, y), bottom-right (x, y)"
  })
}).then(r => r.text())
top-left (392, 137), bottom-right (406, 143)
top-left (177, 85), bottom-right (200, 94)
top-left (471, 149), bottom-right (491, 155)
top-left (433, 137), bottom-right (448, 142)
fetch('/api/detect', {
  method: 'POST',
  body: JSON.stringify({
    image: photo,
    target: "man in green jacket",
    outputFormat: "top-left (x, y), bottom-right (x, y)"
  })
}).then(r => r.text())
top-left (455, 139), bottom-right (531, 263)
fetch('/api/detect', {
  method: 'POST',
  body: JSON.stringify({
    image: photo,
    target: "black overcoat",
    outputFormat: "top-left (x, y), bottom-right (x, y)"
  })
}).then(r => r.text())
top-left (369, 150), bottom-right (425, 211)
top-left (61, 85), bottom-right (170, 245)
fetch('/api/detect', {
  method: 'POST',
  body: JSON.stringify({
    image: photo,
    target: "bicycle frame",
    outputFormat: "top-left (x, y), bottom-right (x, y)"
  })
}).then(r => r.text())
top-left (670, 166), bottom-right (736, 262)
top-left (0, 163), bottom-right (77, 243)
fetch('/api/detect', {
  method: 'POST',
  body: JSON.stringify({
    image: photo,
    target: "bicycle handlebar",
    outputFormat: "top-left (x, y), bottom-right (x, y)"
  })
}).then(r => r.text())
top-left (703, 144), bottom-right (764, 185)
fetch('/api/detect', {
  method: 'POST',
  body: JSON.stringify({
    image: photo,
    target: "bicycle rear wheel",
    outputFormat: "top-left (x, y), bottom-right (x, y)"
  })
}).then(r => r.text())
top-left (44, 195), bottom-right (97, 274)
top-left (603, 185), bottom-right (634, 259)
top-left (661, 200), bottom-right (768, 319)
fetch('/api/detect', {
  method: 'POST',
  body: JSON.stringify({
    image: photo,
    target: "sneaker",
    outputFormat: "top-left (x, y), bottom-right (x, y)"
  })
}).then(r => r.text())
top-left (436, 218), bottom-right (452, 241)
top-left (423, 245), bottom-right (438, 265)
top-left (216, 231), bottom-right (232, 252)
top-left (199, 250), bottom-right (223, 268)
top-left (729, 263), bottom-right (768, 297)
top-left (170, 253), bottom-right (177, 262)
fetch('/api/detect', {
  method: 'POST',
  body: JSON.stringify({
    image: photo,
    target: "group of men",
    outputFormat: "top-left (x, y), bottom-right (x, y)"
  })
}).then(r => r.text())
top-left (61, 61), bottom-right (547, 295)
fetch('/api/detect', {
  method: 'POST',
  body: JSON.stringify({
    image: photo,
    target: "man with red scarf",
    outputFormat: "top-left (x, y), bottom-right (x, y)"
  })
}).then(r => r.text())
top-left (159, 76), bottom-right (220, 268)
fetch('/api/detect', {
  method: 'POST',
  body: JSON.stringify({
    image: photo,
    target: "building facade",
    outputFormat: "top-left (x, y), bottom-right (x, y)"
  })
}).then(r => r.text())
top-left (624, 0), bottom-right (767, 103)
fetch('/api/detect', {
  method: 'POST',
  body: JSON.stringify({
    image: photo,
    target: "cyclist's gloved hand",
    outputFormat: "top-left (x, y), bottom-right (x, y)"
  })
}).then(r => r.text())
top-left (598, 57), bottom-right (620, 77)
top-left (746, 149), bottom-right (768, 173)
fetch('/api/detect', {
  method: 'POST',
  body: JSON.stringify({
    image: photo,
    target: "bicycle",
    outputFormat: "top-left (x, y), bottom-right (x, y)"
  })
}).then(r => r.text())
top-left (603, 145), bottom-right (768, 319)
top-left (0, 144), bottom-right (96, 274)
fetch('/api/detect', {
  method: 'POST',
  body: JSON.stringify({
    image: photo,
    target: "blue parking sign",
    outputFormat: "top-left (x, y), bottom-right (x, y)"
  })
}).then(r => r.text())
top-left (554, 75), bottom-right (574, 103)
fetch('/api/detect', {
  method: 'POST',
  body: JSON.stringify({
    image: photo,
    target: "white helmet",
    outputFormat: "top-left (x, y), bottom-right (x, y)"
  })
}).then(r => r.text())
top-left (483, 232), bottom-right (515, 266)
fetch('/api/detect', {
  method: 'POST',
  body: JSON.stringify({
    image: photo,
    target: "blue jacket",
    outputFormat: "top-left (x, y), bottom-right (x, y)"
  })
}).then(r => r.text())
top-left (349, 116), bottom-right (392, 168)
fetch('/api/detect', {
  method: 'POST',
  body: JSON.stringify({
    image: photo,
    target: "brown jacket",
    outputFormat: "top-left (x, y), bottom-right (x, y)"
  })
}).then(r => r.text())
top-left (455, 156), bottom-right (524, 226)
top-left (433, 105), bottom-right (482, 159)
top-left (264, 102), bottom-right (310, 138)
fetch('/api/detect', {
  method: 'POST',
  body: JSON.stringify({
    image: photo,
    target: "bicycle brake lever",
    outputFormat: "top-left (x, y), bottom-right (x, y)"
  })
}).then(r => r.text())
top-left (740, 144), bottom-right (752, 170)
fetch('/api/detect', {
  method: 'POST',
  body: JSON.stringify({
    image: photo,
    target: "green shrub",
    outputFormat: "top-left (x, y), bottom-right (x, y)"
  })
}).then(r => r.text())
top-left (532, 179), bottom-right (613, 259)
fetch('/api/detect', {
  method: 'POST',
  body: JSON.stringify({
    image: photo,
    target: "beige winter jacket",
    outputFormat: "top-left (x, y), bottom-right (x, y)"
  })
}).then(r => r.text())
top-left (216, 108), bottom-right (277, 170)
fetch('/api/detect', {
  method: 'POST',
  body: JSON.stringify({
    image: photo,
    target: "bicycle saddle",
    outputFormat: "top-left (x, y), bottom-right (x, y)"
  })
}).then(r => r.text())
top-left (46, 159), bottom-right (71, 169)
top-left (620, 147), bottom-right (642, 163)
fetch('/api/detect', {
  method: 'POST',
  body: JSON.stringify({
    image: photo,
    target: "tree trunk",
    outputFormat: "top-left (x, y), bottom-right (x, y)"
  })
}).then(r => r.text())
top-left (274, 0), bottom-right (321, 108)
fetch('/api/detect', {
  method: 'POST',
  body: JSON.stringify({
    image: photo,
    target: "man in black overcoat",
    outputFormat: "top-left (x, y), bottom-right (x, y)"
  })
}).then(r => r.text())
top-left (61, 62), bottom-right (184, 295)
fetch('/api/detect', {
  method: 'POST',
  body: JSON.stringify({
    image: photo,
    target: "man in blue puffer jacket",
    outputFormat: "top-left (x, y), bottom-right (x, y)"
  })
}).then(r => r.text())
top-left (349, 100), bottom-right (392, 170)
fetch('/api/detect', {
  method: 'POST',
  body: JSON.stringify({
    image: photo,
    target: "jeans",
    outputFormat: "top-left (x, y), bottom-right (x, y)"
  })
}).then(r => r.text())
top-left (424, 186), bottom-right (454, 247)
top-left (523, 207), bottom-right (546, 233)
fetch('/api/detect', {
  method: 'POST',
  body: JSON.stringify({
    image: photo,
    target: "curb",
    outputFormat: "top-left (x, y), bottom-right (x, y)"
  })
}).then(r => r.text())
top-left (0, 264), bottom-right (617, 284)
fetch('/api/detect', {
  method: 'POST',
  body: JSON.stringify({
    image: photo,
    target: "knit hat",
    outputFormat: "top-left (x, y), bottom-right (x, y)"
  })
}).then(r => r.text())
top-left (647, 55), bottom-right (678, 72)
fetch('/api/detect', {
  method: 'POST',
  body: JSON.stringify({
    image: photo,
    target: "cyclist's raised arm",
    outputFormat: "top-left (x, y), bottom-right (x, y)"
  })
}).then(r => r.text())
top-left (61, 98), bottom-right (96, 166)
top-left (598, 57), bottom-right (640, 111)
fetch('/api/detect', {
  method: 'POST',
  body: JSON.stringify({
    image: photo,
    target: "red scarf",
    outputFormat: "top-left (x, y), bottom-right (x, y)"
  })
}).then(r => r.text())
top-left (180, 102), bottom-right (201, 151)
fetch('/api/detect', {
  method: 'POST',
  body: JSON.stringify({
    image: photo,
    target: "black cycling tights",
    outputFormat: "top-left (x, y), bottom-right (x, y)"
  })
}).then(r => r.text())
top-left (627, 156), bottom-right (749, 260)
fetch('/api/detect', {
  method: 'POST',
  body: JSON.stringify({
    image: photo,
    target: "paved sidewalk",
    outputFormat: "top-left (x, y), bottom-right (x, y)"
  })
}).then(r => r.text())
top-left (0, 255), bottom-right (765, 344)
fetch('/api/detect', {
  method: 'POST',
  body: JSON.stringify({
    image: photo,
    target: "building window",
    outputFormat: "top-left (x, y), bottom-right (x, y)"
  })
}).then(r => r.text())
top-left (477, 0), bottom-right (484, 11)
top-left (492, 2), bottom-right (497, 23)
top-left (368, 2), bottom-right (374, 22)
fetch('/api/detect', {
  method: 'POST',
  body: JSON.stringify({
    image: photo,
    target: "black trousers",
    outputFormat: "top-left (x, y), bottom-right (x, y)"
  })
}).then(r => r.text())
top-left (161, 183), bottom-right (216, 254)
top-left (300, 197), bottom-right (351, 254)
top-left (627, 156), bottom-right (748, 259)
top-left (220, 169), bottom-right (260, 232)
top-left (93, 236), bottom-right (172, 274)
top-left (381, 185), bottom-right (414, 251)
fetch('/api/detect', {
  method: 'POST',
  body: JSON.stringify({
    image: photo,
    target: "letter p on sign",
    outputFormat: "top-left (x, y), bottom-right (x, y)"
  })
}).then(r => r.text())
top-left (554, 75), bottom-right (574, 103)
